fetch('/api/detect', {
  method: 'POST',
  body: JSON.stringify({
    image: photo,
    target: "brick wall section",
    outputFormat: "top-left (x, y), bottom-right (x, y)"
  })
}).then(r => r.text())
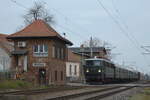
top-left (11, 38), bottom-right (67, 85)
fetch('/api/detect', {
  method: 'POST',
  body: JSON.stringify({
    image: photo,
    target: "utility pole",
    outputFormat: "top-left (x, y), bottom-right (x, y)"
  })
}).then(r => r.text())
top-left (141, 46), bottom-right (150, 55)
top-left (90, 37), bottom-right (93, 58)
top-left (80, 44), bottom-right (85, 83)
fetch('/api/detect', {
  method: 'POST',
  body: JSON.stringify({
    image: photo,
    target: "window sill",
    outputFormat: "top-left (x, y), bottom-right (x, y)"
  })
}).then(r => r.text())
top-left (33, 53), bottom-right (48, 57)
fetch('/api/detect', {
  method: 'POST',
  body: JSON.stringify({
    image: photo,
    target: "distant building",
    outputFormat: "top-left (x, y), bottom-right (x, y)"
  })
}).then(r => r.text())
top-left (66, 49), bottom-right (89, 82)
top-left (7, 19), bottom-right (72, 85)
top-left (69, 47), bottom-right (109, 59)
top-left (0, 33), bottom-right (13, 71)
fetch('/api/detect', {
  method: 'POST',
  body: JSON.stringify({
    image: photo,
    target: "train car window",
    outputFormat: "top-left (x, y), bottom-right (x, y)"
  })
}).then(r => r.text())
top-left (103, 61), bottom-right (106, 66)
top-left (86, 60), bottom-right (93, 66)
top-left (106, 62), bottom-right (109, 67)
top-left (86, 60), bottom-right (101, 66)
top-left (94, 61), bottom-right (101, 66)
top-left (101, 61), bottom-right (104, 66)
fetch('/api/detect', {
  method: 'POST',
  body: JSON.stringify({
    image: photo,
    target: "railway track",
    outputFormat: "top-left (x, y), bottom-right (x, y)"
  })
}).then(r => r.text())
top-left (84, 86), bottom-right (135, 100)
top-left (1, 84), bottom-right (144, 100)
top-left (0, 86), bottom-right (85, 95)
top-left (46, 86), bottom-right (135, 100)
top-left (0, 88), bottom-right (56, 95)
top-left (0, 86), bottom-right (122, 98)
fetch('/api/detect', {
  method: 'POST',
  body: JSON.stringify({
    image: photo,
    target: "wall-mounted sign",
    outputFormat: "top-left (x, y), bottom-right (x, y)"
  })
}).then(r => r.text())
top-left (33, 63), bottom-right (46, 67)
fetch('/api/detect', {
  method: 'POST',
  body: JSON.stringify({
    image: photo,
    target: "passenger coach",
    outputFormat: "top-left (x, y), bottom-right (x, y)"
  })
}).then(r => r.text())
top-left (83, 58), bottom-right (139, 84)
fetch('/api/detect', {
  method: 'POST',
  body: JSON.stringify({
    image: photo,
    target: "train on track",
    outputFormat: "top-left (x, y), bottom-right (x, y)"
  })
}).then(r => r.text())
top-left (83, 58), bottom-right (142, 84)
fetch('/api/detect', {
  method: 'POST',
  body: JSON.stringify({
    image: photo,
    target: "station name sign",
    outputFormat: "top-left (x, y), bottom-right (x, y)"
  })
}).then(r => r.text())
top-left (32, 63), bottom-right (46, 67)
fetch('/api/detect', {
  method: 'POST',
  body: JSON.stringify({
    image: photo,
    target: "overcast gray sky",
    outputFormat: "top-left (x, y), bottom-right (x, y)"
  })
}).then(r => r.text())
top-left (0, 0), bottom-right (150, 74)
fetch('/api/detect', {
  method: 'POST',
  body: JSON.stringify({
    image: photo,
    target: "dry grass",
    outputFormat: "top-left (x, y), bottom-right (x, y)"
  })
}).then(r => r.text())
top-left (0, 80), bottom-right (85, 92)
top-left (0, 80), bottom-right (32, 91)
top-left (130, 88), bottom-right (150, 100)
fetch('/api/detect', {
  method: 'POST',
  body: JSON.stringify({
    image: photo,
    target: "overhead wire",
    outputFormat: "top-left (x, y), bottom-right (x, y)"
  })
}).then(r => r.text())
top-left (96, 0), bottom-right (138, 48)
top-left (42, 1), bottom-right (94, 38)
top-left (112, 1), bottom-right (150, 63)
top-left (96, 0), bottom-right (149, 70)
top-left (111, 0), bottom-right (141, 48)
top-left (43, 2), bottom-right (92, 40)
top-left (10, 0), bottom-right (88, 42)
top-left (10, 0), bottom-right (28, 10)
top-left (54, 23), bottom-right (87, 40)
top-left (111, 0), bottom-right (150, 66)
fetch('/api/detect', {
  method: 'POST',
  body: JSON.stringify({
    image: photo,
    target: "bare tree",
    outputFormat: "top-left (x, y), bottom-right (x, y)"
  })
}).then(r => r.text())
top-left (82, 37), bottom-right (110, 47)
top-left (23, 1), bottom-right (54, 25)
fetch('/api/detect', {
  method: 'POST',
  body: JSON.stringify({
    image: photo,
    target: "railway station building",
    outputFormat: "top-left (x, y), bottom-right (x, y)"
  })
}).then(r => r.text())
top-left (7, 19), bottom-right (72, 85)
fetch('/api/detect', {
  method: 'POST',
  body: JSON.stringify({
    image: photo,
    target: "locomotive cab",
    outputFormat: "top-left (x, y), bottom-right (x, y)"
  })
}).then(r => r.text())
top-left (84, 58), bottom-right (104, 84)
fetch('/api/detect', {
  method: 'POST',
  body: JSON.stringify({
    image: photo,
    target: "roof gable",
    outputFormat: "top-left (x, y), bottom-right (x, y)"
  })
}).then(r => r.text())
top-left (7, 19), bottom-right (72, 45)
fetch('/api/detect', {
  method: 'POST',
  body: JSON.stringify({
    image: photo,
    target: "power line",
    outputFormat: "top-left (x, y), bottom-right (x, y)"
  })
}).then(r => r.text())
top-left (111, 0), bottom-right (150, 65)
top-left (111, 1), bottom-right (149, 59)
top-left (9, 0), bottom-right (87, 43)
top-left (54, 23), bottom-right (87, 40)
top-left (11, 0), bottom-right (90, 43)
top-left (43, 1), bottom-right (93, 35)
top-left (96, 0), bottom-right (150, 68)
top-left (43, 2), bottom-right (93, 38)
top-left (111, 0), bottom-right (141, 48)
top-left (10, 0), bottom-right (28, 10)
top-left (96, 0), bottom-right (138, 48)
top-left (141, 46), bottom-right (150, 53)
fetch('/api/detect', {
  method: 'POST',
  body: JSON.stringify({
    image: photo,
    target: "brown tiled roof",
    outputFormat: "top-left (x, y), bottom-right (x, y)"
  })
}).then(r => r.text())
top-left (0, 33), bottom-right (13, 54)
top-left (7, 19), bottom-right (73, 45)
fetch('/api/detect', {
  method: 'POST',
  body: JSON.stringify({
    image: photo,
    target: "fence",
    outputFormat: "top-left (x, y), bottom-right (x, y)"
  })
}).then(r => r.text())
top-left (0, 71), bottom-right (15, 80)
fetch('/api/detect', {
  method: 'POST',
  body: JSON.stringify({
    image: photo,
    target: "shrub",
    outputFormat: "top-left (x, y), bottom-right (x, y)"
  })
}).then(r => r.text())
top-left (0, 80), bottom-right (32, 90)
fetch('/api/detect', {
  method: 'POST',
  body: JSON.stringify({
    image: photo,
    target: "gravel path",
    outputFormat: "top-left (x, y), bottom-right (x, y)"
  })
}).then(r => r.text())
top-left (27, 87), bottom-right (106, 100)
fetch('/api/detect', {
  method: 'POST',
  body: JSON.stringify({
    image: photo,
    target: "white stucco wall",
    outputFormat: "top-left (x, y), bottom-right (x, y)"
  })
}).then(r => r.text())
top-left (66, 62), bottom-right (80, 78)
top-left (0, 48), bottom-right (11, 71)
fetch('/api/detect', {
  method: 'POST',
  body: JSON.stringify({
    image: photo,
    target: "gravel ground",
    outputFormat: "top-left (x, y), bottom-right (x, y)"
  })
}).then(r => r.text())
top-left (99, 87), bottom-right (143, 100)
top-left (27, 86), bottom-right (106, 100)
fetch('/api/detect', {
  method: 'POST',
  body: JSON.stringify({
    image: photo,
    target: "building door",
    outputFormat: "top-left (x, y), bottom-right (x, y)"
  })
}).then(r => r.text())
top-left (39, 68), bottom-right (46, 85)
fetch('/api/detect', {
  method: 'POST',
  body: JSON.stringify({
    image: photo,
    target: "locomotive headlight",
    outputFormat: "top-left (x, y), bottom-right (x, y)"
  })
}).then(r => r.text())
top-left (98, 69), bottom-right (101, 73)
top-left (86, 69), bottom-right (89, 73)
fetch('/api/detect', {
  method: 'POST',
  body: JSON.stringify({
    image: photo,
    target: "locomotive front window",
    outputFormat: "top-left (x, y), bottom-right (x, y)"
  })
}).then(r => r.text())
top-left (86, 60), bottom-right (101, 66)
top-left (94, 61), bottom-right (101, 66)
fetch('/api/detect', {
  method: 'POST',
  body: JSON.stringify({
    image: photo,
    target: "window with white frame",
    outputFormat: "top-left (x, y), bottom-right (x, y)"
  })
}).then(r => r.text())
top-left (18, 41), bottom-right (26, 47)
top-left (33, 45), bottom-right (48, 57)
